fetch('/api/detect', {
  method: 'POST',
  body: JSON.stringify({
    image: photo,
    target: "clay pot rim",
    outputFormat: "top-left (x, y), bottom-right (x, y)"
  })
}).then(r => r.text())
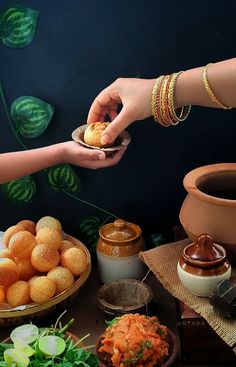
top-left (183, 163), bottom-right (236, 207)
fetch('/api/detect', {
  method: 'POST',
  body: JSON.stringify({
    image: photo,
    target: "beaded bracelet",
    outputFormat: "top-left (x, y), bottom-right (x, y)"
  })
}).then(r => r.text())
top-left (203, 63), bottom-right (232, 110)
top-left (151, 72), bottom-right (191, 127)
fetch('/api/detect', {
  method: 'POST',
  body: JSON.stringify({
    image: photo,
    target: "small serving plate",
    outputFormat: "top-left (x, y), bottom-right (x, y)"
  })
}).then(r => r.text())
top-left (72, 124), bottom-right (131, 157)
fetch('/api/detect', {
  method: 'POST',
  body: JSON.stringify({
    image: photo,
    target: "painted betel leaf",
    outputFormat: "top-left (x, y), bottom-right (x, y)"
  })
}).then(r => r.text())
top-left (0, 4), bottom-right (39, 48)
top-left (78, 216), bottom-right (102, 252)
top-left (2, 176), bottom-right (36, 204)
top-left (48, 164), bottom-right (81, 195)
top-left (10, 96), bottom-right (54, 138)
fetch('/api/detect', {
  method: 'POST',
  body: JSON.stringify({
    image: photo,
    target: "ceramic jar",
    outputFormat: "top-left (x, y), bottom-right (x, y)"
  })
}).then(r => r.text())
top-left (177, 233), bottom-right (231, 297)
top-left (179, 163), bottom-right (236, 264)
top-left (96, 219), bottom-right (145, 283)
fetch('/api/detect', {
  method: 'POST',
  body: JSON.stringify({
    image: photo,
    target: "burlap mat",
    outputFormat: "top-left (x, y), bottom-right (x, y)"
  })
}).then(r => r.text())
top-left (140, 238), bottom-right (236, 354)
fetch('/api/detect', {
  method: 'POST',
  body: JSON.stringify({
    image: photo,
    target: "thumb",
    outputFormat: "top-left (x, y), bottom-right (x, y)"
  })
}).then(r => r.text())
top-left (101, 107), bottom-right (133, 145)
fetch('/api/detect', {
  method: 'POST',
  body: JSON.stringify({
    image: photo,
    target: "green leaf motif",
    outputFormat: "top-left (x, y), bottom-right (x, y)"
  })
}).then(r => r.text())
top-left (0, 4), bottom-right (39, 48)
top-left (10, 96), bottom-right (54, 138)
top-left (78, 216), bottom-right (102, 252)
top-left (2, 176), bottom-right (36, 204)
top-left (48, 164), bottom-right (81, 195)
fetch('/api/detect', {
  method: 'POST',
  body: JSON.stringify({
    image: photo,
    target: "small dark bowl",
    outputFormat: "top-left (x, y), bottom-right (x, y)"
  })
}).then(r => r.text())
top-left (97, 279), bottom-right (153, 317)
top-left (96, 328), bottom-right (179, 367)
top-left (71, 124), bottom-right (131, 157)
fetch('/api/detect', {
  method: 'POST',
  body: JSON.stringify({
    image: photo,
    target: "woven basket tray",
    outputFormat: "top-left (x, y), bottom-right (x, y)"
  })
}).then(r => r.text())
top-left (0, 234), bottom-right (91, 326)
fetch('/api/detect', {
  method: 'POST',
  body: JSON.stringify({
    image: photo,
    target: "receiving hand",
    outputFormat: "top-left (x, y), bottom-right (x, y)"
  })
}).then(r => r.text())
top-left (62, 141), bottom-right (126, 169)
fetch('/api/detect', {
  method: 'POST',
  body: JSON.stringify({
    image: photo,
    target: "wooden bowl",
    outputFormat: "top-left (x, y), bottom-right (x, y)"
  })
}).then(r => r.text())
top-left (97, 279), bottom-right (153, 317)
top-left (72, 124), bottom-right (131, 157)
top-left (0, 234), bottom-right (91, 326)
top-left (96, 328), bottom-right (179, 367)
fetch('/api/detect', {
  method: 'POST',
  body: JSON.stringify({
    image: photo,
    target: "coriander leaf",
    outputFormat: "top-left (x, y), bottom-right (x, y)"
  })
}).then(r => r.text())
top-left (105, 317), bottom-right (120, 327)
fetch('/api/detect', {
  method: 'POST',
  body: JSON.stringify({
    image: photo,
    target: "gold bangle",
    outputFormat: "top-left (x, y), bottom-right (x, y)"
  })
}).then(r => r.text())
top-left (202, 63), bottom-right (232, 110)
top-left (151, 72), bottom-right (191, 127)
top-left (151, 76), bottom-right (167, 125)
top-left (168, 72), bottom-right (191, 125)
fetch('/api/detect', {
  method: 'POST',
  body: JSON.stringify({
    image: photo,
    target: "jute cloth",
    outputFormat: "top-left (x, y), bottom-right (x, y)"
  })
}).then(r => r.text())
top-left (140, 239), bottom-right (236, 354)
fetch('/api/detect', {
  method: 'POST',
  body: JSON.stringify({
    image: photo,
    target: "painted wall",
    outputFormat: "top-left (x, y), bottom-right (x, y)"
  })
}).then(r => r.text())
top-left (0, 0), bottom-right (236, 246)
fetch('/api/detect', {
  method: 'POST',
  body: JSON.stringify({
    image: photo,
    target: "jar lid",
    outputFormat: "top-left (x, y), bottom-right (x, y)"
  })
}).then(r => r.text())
top-left (183, 233), bottom-right (225, 265)
top-left (99, 219), bottom-right (142, 243)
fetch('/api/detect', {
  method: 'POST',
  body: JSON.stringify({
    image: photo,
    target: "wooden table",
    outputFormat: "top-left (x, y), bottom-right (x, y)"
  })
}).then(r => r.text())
top-left (0, 269), bottom-right (234, 367)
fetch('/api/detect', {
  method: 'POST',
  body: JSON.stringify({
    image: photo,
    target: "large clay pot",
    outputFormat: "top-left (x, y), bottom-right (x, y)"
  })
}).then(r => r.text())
top-left (179, 163), bottom-right (236, 264)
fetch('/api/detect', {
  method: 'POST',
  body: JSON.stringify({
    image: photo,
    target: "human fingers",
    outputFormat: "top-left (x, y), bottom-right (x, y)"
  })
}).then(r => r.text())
top-left (63, 141), bottom-right (106, 163)
top-left (87, 85), bottom-right (122, 124)
top-left (79, 147), bottom-right (126, 169)
top-left (101, 105), bottom-right (133, 145)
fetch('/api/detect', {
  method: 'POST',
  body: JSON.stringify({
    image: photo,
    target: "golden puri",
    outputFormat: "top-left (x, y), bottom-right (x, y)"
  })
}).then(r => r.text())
top-left (31, 243), bottom-right (60, 272)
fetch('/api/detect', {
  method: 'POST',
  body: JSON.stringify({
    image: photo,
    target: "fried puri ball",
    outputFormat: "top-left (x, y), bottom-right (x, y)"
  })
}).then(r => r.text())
top-left (84, 122), bottom-right (110, 147)
top-left (61, 247), bottom-right (87, 276)
top-left (0, 287), bottom-right (5, 305)
top-left (31, 243), bottom-right (60, 272)
top-left (9, 230), bottom-right (37, 259)
top-left (59, 239), bottom-right (75, 252)
top-left (30, 276), bottom-right (56, 303)
top-left (0, 258), bottom-right (19, 287)
top-left (6, 280), bottom-right (30, 307)
top-left (17, 219), bottom-right (36, 235)
top-left (0, 248), bottom-right (13, 260)
top-left (36, 227), bottom-right (62, 250)
top-left (47, 266), bottom-right (74, 295)
top-left (15, 258), bottom-right (38, 281)
top-left (36, 216), bottom-right (62, 234)
top-left (28, 276), bottom-right (41, 286)
top-left (2, 224), bottom-right (24, 247)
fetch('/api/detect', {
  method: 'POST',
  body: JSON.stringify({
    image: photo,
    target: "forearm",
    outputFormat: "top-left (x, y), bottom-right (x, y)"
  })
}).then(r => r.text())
top-left (174, 58), bottom-right (236, 109)
top-left (0, 144), bottom-right (65, 184)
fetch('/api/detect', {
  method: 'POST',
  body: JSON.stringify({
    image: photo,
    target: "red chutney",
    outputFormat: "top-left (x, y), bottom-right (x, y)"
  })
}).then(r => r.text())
top-left (99, 313), bottom-right (169, 367)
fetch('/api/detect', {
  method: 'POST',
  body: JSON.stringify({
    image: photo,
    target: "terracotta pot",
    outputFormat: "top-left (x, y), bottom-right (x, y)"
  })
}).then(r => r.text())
top-left (179, 163), bottom-right (236, 264)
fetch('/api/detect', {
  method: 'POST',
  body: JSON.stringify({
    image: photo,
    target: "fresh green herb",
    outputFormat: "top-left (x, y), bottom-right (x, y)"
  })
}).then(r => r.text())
top-left (105, 317), bottom-right (120, 327)
top-left (123, 341), bottom-right (153, 366)
top-left (0, 312), bottom-right (98, 367)
top-left (157, 327), bottom-right (165, 335)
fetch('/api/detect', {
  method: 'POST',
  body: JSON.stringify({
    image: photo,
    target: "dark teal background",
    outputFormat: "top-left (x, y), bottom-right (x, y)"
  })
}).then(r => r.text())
top-left (0, 0), bottom-right (236, 241)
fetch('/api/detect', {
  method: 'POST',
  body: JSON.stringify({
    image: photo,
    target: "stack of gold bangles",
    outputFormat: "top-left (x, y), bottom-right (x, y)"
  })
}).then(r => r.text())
top-left (151, 72), bottom-right (191, 127)
top-left (152, 64), bottom-right (232, 127)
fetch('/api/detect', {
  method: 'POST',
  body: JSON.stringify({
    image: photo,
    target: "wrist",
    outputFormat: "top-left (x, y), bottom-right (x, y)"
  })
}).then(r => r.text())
top-left (54, 142), bottom-right (68, 164)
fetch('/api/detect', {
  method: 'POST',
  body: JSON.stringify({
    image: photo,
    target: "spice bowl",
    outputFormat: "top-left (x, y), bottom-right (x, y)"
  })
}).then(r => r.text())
top-left (97, 279), bottom-right (153, 317)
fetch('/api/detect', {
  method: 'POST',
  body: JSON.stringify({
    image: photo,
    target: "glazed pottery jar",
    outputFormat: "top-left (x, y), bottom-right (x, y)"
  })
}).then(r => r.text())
top-left (179, 163), bottom-right (236, 264)
top-left (96, 219), bottom-right (145, 283)
top-left (177, 233), bottom-right (231, 297)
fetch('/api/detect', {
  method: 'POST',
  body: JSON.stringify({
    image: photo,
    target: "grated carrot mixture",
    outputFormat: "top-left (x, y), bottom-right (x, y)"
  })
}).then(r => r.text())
top-left (99, 313), bottom-right (169, 367)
